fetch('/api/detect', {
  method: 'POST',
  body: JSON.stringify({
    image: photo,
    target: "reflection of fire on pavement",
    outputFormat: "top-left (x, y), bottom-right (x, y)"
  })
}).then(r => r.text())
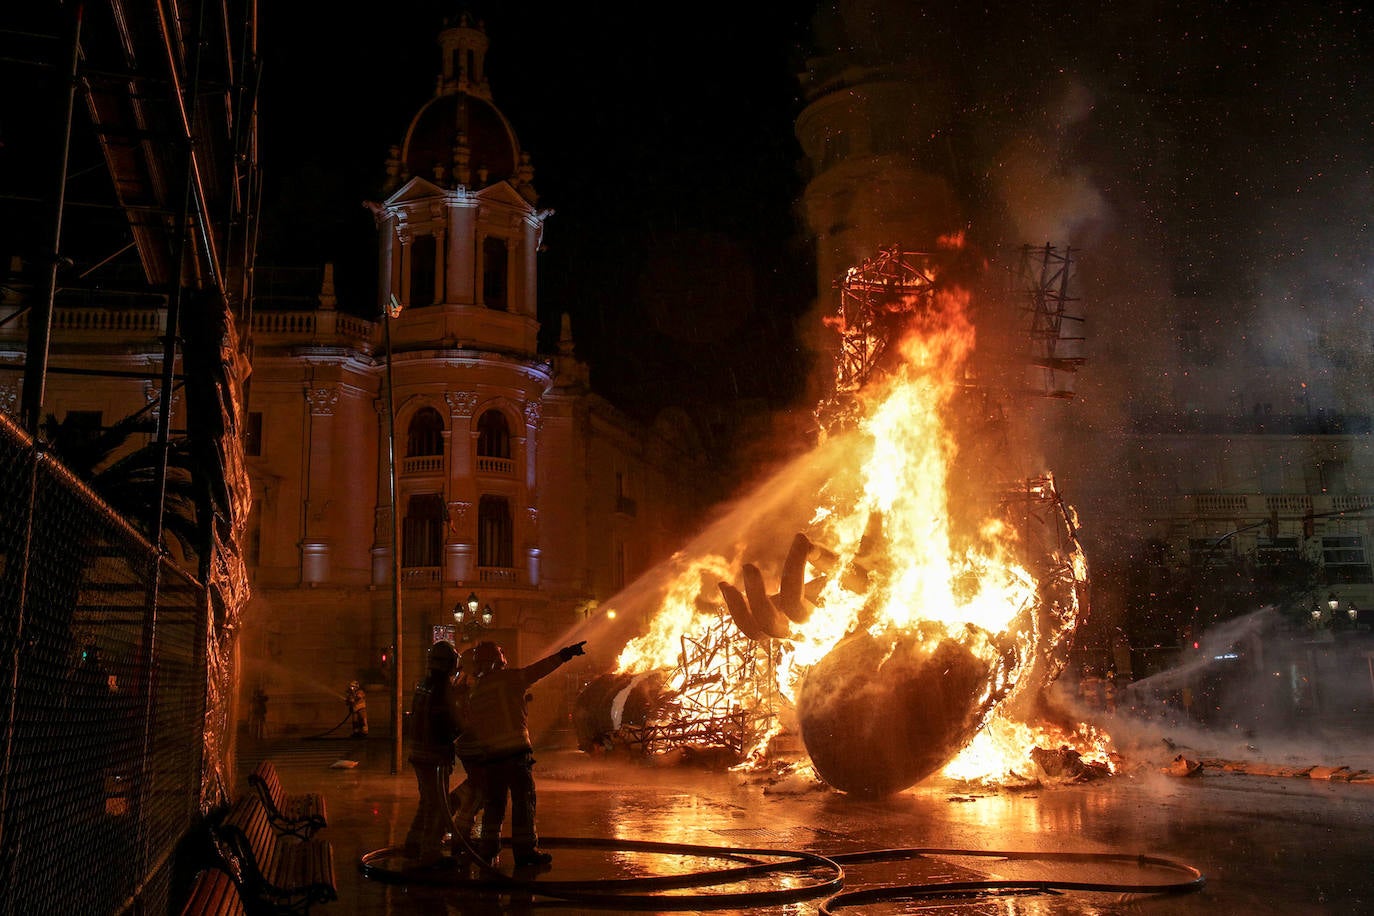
top-left (575, 243), bottom-right (1114, 795)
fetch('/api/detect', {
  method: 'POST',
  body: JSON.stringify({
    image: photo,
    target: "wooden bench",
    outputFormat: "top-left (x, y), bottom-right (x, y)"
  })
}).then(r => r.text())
top-left (247, 760), bottom-right (328, 838)
top-left (213, 794), bottom-right (337, 915)
top-left (178, 867), bottom-right (246, 916)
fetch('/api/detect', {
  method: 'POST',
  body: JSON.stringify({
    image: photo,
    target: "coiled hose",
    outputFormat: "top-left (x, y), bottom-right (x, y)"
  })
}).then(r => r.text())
top-left (360, 835), bottom-right (1205, 911)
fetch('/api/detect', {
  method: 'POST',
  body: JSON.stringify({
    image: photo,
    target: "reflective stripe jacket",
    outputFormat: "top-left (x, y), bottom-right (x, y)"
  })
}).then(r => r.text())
top-left (455, 651), bottom-right (567, 760)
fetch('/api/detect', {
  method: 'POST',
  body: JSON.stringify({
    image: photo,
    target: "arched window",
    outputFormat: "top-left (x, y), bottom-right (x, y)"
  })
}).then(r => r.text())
top-left (402, 493), bottom-right (445, 568)
top-left (407, 407), bottom-right (445, 457)
top-left (476, 409), bottom-right (510, 459)
top-left (477, 495), bottom-right (513, 569)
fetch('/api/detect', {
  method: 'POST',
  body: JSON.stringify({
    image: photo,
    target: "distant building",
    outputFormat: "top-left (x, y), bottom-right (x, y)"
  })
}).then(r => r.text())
top-left (1, 15), bottom-right (712, 737)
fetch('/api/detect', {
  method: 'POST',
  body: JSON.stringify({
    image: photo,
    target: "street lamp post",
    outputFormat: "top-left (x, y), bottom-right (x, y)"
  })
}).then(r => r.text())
top-left (383, 294), bottom-right (404, 775)
top-left (453, 591), bottom-right (494, 643)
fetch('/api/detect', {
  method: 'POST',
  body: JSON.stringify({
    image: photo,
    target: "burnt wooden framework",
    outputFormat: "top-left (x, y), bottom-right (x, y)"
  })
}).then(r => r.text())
top-left (614, 614), bottom-right (779, 759)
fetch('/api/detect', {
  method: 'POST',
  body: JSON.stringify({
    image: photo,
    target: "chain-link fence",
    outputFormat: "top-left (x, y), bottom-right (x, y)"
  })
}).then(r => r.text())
top-left (0, 413), bottom-right (208, 915)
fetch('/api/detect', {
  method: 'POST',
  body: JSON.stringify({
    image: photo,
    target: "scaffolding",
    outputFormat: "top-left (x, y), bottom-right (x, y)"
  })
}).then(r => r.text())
top-left (1, 2), bottom-right (259, 912)
top-left (1018, 243), bottom-right (1086, 399)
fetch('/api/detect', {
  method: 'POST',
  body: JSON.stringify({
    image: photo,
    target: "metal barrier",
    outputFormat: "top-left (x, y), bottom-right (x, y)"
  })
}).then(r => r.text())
top-left (0, 414), bottom-right (208, 915)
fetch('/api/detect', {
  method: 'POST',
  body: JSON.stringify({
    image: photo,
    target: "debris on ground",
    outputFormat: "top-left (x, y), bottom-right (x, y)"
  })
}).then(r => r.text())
top-left (1165, 755), bottom-right (1203, 777)
top-left (1030, 745), bottom-right (1114, 782)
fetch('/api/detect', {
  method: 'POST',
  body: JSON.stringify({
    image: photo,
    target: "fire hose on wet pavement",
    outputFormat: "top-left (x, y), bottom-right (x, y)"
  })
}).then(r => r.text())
top-left (360, 835), bottom-right (1206, 911)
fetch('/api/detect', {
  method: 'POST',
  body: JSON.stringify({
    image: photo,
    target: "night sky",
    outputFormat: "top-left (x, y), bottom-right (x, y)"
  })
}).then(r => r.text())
top-left (5, 3), bottom-right (1372, 432)
top-left (251, 2), bottom-right (1374, 422)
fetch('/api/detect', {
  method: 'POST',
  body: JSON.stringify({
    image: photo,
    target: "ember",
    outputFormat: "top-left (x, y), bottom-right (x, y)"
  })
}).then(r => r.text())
top-left (581, 244), bottom-right (1103, 794)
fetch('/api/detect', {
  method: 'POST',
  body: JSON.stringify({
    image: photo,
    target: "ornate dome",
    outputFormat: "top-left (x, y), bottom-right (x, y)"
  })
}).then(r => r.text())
top-left (381, 15), bottom-right (536, 197)
top-left (402, 92), bottom-right (520, 187)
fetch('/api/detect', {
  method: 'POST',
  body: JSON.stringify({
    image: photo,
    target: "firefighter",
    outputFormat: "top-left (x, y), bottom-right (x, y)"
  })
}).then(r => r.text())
top-left (345, 680), bottom-right (368, 737)
top-left (457, 639), bottom-right (586, 868)
top-left (447, 646), bottom-right (485, 851)
top-left (403, 641), bottom-right (464, 867)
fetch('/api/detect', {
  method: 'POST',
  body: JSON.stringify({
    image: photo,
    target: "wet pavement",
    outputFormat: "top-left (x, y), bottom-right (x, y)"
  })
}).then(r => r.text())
top-left (230, 729), bottom-right (1374, 915)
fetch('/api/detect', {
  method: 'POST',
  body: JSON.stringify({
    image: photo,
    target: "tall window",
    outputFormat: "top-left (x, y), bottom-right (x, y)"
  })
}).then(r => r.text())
top-left (1323, 535), bottom-right (1372, 584)
top-left (476, 409), bottom-right (511, 459)
top-left (477, 495), bottom-right (513, 568)
top-left (402, 493), bottom-right (445, 568)
top-left (482, 236), bottom-right (508, 310)
top-left (407, 407), bottom-right (445, 457)
top-left (410, 234), bottom-right (437, 307)
top-left (613, 541), bottom-right (626, 591)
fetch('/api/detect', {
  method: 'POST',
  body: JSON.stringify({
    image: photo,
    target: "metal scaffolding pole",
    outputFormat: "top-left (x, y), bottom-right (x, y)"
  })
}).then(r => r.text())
top-left (19, 3), bottom-right (82, 435)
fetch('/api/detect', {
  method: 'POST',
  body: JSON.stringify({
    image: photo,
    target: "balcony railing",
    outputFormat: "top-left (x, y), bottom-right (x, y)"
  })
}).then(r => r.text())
top-left (477, 566), bottom-right (518, 585)
top-left (401, 566), bottom-right (440, 586)
top-left (402, 455), bottom-right (443, 475)
top-left (251, 310), bottom-right (375, 351)
top-left (1192, 494), bottom-right (1249, 513)
top-left (476, 456), bottom-right (515, 476)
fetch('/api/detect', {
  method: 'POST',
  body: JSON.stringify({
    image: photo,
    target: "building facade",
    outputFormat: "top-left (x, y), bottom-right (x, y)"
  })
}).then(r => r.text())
top-left (2, 15), bottom-right (712, 739)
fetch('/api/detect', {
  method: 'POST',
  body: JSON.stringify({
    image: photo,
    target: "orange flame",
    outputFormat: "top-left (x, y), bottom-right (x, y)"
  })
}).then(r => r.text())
top-left (612, 260), bottom-right (1095, 785)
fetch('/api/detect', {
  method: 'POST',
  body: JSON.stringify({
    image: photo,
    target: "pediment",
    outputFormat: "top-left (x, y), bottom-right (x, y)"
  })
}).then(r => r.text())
top-left (473, 180), bottom-right (535, 212)
top-left (384, 176), bottom-right (449, 207)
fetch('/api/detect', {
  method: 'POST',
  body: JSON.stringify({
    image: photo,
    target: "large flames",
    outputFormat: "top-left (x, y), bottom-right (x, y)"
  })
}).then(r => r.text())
top-left (600, 249), bottom-right (1108, 791)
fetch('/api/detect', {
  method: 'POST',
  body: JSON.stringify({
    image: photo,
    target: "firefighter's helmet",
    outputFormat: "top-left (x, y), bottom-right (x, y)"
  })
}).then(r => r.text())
top-left (427, 640), bottom-right (458, 672)
top-left (470, 640), bottom-right (506, 676)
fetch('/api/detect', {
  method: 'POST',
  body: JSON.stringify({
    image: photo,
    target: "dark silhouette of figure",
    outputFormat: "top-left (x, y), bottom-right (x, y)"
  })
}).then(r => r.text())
top-left (403, 641), bottom-right (464, 867)
top-left (346, 680), bottom-right (368, 737)
top-left (447, 646), bottom-right (485, 852)
top-left (249, 685), bottom-right (268, 739)
top-left (456, 639), bottom-right (585, 867)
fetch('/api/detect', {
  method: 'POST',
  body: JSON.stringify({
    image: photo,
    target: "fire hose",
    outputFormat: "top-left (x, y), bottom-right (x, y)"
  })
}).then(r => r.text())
top-left (301, 710), bottom-right (353, 740)
top-left (359, 835), bottom-right (1206, 910)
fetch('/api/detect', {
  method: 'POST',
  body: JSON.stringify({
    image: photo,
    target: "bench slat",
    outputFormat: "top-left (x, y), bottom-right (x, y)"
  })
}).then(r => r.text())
top-left (179, 868), bottom-right (246, 916)
top-left (217, 794), bottom-right (337, 911)
top-left (248, 761), bottom-right (328, 838)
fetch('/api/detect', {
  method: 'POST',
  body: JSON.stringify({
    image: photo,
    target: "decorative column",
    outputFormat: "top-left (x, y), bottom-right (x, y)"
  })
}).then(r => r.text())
top-left (519, 213), bottom-right (539, 318)
top-left (446, 390), bottom-right (479, 580)
top-left (371, 396), bottom-right (392, 585)
top-left (525, 505), bottom-right (541, 587)
top-left (523, 402), bottom-right (542, 587)
top-left (302, 384), bottom-right (339, 584)
top-left (446, 390), bottom-right (478, 473)
top-left (445, 500), bottom-right (473, 582)
top-left (523, 400), bottom-right (541, 490)
top-left (447, 197), bottom-right (476, 305)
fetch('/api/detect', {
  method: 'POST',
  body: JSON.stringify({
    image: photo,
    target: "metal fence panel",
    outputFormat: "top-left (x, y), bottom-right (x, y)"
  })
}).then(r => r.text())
top-left (0, 417), bottom-right (207, 915)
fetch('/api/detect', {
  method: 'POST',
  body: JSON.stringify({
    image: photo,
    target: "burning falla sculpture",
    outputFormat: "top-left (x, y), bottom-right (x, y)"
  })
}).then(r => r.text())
top-left (713, 510), bottom-right (1080, 796)
top-left (579, 245), bottom-right (1091, 795)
